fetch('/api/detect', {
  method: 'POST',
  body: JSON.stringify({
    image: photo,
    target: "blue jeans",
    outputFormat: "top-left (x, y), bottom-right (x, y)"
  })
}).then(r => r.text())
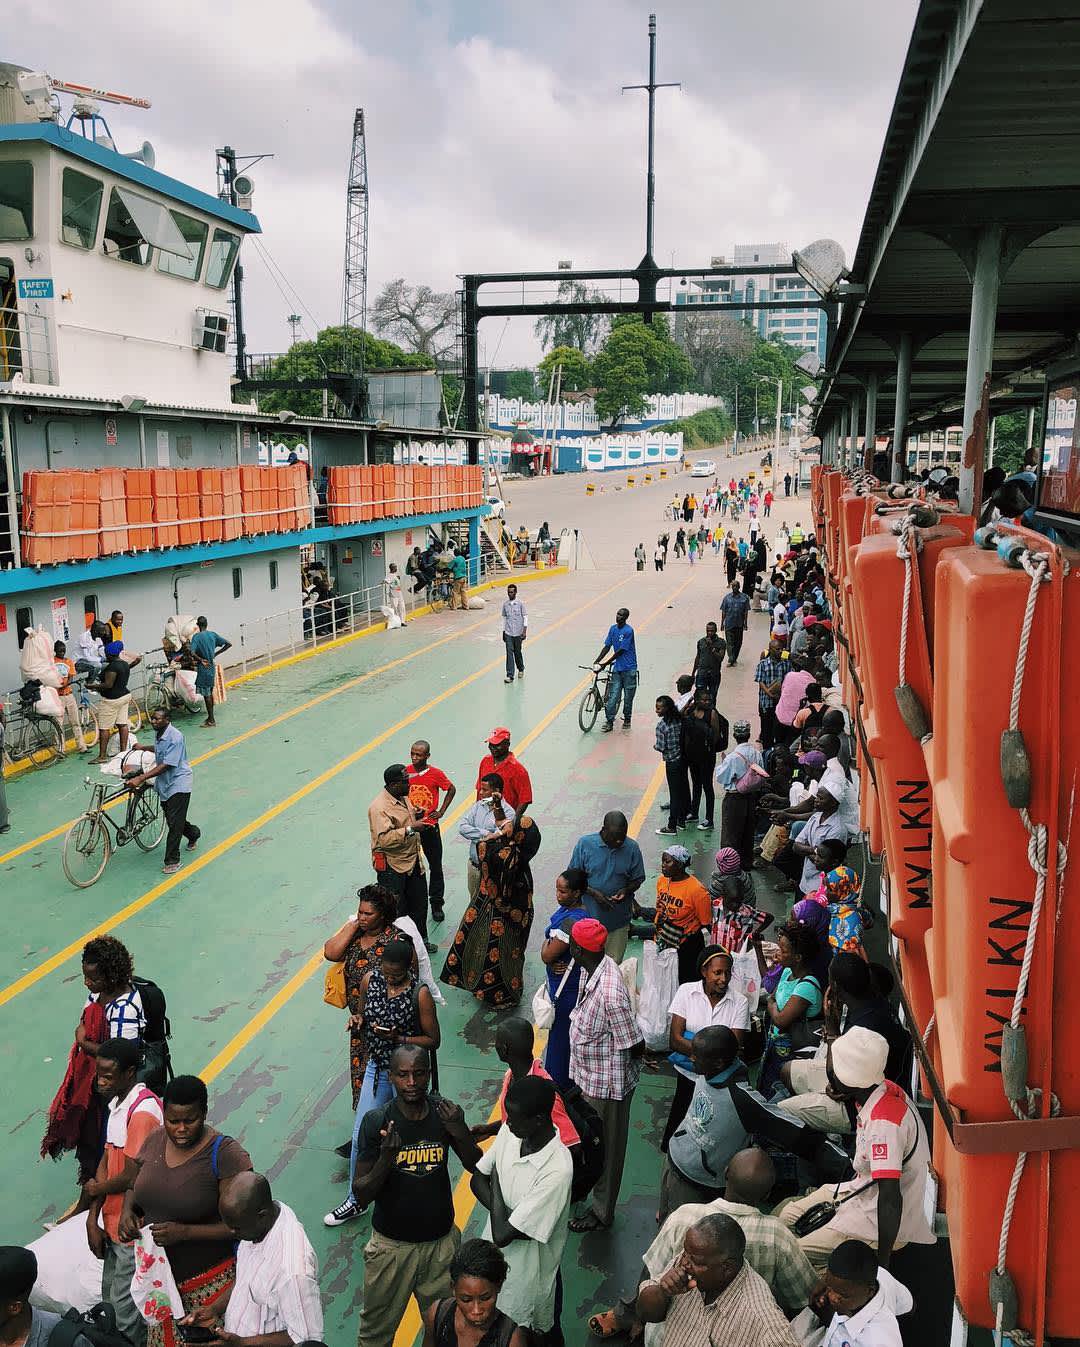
top-left (605, 668), bottom-right (639, 725)
top-left (348, 1059), bottom-right (395, 1190)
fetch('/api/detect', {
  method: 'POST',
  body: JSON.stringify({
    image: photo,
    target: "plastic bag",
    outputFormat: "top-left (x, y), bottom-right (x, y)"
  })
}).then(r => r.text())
top-left (466, 596), bottom-right (486, 609)
top-left (34, 684), bottom-right (63, 718)
top-left (174, 667), bottom-right (202, 709)
top-left (19, 626), bottom-right (62, 687)
top-left (730, 949), bottom-right (762, 1013)
top-left (636, 940), bottom-right (679, 1051)
top-left (381, 604), bottom-right (403, 630)
top-left (163, 614), bottom-right (198, 655)
top-left (131, 1227), bottom-right (184, 1325)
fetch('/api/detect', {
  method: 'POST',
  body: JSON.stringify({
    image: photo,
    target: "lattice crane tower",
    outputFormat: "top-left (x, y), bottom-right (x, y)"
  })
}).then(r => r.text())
top-left (342, 107), bottom-right (369, 375)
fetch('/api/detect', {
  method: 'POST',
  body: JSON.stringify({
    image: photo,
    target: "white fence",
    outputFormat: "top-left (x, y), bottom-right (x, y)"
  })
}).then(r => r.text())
top-left (485, 391), bottom-right (720, 432)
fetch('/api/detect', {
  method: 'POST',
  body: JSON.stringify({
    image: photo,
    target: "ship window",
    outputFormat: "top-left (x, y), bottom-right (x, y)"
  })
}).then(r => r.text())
top-left (232, 566), bottom-right (243, 599)
top-left (269, 559), bottom-right (278, 590)
top-left (0, 161), bottom-right (33, 241)
top-left (157, 210), bottom-right (208, 281)
top-left (103, 186), bottom-right (192, 267)
top-left (60, 169), bottom-right (103, 249)
top-left (206, 229), bottom-right (239, 289)
top-left (15, 607), bottom-right (33, 647)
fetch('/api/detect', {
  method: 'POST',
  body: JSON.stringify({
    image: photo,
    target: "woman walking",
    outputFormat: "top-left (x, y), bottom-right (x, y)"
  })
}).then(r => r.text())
top-left (539, 868), bottom-right (590, 1087)
top-left (654, 696), bottom-right (690, 836)
top-left (441, 809), bottom-right (541, 1007)
top-left (683, 688), bottom-right (725, 831)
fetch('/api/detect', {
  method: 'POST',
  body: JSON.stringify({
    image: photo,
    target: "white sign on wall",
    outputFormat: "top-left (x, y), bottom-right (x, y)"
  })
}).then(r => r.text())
top-left (51, 596), bottom-right (70, 643)
top-left (156, 430), bottom-right (170, 466)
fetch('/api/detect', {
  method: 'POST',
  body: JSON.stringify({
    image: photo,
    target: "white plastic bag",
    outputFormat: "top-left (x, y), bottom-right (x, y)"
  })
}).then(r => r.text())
top-left (393, 914), bottom-right (446, 1006)
top-left (27, 1217), bottom-right (103, 1313)
top-left (34, 684), bottom-right (63, 718)
top-left (636, 940), bottom-right (679, 1051)
top-left (380, 604), bottom-right (402, 630)
top-left (19, 626), bottom-right (62, 687)
top-left (531, 963), bottom-right (575, 1031)
top-left (163, 614), bottom-right (198, 655)
top-left (174, 667), bottom-right (202, 709)
top-left (466, 596), bottom-right (486, 609)
top-left (730, 949), bottom-right (762, 1013)
top-left (131, 1227), bottom-right (184, 1325)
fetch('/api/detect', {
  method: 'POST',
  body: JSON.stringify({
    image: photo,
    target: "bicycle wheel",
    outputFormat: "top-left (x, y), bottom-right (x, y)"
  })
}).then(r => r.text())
top-left (578, 686), bottom-right (601, 733)
top-left (78, 700), bottom-right (98, 740)
top-left (131, 788), bottom-right (166, 851)
top-left (28, 718), bottom-right (63, 770)
top-left (62, 814), bottom-right (112, 887)
top-left (127, 700), bottom-right (143, 734)
top-left (144, 680), bottom-right (165, 716)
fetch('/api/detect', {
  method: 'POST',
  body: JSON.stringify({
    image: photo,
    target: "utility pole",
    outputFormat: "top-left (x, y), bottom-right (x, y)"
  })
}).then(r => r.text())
top-left (342, 108), bottom-right (369, 379)
top-left (216, 144), bottom-right (272, 384)
top-left (622, 14), bottom-right (680, 313)
top-left (775, 377), bottom-right (782, 461)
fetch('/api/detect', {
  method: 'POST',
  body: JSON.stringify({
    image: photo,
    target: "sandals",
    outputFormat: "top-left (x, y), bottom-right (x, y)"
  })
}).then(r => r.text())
top-left (588, 1312), bottom-right (642, 1342)
top-left (570, 1212), bottom-right (609, 1234)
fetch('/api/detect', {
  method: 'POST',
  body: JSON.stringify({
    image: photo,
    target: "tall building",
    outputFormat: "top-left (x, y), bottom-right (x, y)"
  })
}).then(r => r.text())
top-left (674, 241), bottom-right (827, 359)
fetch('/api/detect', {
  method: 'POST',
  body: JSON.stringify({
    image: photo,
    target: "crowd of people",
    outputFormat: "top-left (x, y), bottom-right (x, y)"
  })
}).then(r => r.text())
top-left (22, 507), bottom-right (936, 1347)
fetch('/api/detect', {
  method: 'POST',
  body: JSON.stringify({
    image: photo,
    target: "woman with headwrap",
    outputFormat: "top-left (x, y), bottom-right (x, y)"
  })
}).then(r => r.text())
top-left (708, 848), bottom-right (770, 954)
top-left (653, 846), bottom-right (712, 985)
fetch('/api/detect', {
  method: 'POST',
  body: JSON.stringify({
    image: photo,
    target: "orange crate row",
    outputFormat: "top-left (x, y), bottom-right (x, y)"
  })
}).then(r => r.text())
top-left (325, 464), bottom-right (483, 525)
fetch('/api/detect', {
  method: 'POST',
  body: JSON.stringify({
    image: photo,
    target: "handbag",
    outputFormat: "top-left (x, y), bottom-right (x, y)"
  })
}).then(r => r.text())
top-left (532, 963), bottom-right (575, 1031)
top-left (759, 822), bottom-right (789, 862)
top-left (791, 1101), bottom-right (921, 1237)
top-left (323, 960), bottom-right (347, 1009)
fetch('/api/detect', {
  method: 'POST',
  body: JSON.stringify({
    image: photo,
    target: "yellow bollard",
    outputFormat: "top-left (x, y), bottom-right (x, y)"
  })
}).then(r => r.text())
top-left (644, 473), bottom-right (653, 484)
top-left (585, 482), bottom-right (595, 495)
top-left (627, 475), bottom-right (635, 488)
top-left (660, 467), bottom-right (668, 479)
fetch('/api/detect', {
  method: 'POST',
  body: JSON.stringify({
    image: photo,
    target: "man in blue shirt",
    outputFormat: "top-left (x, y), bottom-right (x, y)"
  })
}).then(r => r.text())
top-left (190, 616), bottom-right (231, 729)
top-left (594, 608), bottom-right (638, 732)
top-left (569, 811), bottom-right (646, 963)
top-left (126, 708), bottom-right (200, 874)
top-left (720, 581), bottom-right (751, 666)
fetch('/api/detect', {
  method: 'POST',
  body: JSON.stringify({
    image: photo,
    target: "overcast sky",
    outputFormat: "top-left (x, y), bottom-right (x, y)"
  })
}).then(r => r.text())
top-left (14, 0), bottom-right (919, 366)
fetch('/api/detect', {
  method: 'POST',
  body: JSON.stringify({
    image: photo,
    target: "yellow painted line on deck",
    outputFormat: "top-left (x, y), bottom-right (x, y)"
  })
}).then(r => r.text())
top-left (0, 584), bottom-right (559, 868)
top-left (0, 577), bottom-right (625, 1009)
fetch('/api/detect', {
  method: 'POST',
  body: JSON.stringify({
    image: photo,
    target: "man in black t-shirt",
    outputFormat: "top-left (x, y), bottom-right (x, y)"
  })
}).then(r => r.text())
top-left (354, 1045), bottom-right (482, 1347)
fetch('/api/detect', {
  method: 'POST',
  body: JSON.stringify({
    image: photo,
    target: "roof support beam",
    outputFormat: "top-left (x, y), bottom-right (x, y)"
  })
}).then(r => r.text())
top-left (960, 224), bottom-right (1004, 513)
top-left (892, 332), bottom-right (913, 484)
top-left (863, 371), bottom-right (879, 473)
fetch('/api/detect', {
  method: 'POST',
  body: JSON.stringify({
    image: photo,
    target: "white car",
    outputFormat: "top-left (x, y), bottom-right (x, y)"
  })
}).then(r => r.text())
top-left (691, 459), bottom-right (716, 478)
top-left (486, 495), bottom-right (506, 518)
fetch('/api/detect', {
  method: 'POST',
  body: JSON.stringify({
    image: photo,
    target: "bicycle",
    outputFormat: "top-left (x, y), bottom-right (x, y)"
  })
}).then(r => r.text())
top-left (1, 696), bottom-right (64, 771)
top-left (62, 772), bottom-right (166, 887)
top-left (73, 675), bottom-right (142, 743)
top-left (143, 661), bottom-right (198, 718)
top-left (428, 574), bottom-right (455, 613)
top-left (577, 664), bottom-right (612, 732)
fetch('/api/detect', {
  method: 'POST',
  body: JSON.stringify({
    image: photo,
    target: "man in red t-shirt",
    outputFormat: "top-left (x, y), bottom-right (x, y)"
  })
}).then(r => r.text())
top-left (405, 740), bottom-right (456, 924)
top-left (475, 727), bottom-right (533, 813)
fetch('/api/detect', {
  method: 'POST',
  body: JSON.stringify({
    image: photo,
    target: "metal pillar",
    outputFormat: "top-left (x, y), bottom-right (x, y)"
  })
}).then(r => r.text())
top-left (988, 416), bottom-right (996, 466)
top-left (1025, 404), bottom-right (1036, 466)
top-left (891, 332), bottom-right (912, 483)
top-left (462, 281), bottom-right (481, 463)
top-left (467, 515), bottom-right (481, 584)
top-left (863, 371), bottom-right (878, 473)
top-left (838, 404), bottom-right (850, 472)
top-left (959, 224), bottom-right (1004, 514)
top-left (849, 391), bottom-right (861, 472)
top-left (1, 404), bottom-right (21, 568)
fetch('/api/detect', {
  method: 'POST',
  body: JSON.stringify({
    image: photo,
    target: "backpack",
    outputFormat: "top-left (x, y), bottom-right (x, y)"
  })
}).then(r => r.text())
top-left (48, 1302), bottom-right (134, 1347)
top-left (555, 1082), bottom-right (605, 1202)
top-left (131, 975), bottom-right (172, 1093)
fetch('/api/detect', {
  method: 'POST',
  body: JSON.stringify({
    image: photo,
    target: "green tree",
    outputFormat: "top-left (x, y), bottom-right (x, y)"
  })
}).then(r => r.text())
top-left (248, 327), bottom-right (433, 417)
top-left (503, 369), bottom-right (537, 401)
top-left (537, 345), bottom-right (591, 393)
top-left (591, 316), bottom-right (694, 425)
top-left (992, 407), bottom-right (1041, 477)
top-left (533, 280), bottom-right (609, 354)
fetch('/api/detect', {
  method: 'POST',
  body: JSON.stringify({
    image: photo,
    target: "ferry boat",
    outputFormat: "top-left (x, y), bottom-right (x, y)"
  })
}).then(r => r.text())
top-left (0, 62), bottom-right (488, 690)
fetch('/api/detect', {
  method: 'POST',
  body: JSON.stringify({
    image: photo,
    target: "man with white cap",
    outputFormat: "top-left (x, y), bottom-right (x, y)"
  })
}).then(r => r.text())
top-left (777, 1027), bottom-right (933, 1269)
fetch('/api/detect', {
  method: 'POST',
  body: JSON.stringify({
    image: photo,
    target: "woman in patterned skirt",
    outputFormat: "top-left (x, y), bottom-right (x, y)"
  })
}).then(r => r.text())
top-left (441, 811), bottom-right (541, 1007)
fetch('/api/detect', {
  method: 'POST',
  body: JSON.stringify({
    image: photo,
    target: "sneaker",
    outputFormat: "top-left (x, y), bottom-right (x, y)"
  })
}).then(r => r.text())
top-left (430, 905), bottom-right (445, 923)
top-left (424, 941), bottom-right (439, 955)
top-left (324, 1197), bottom-right (361, 1227)
top-left (656, 826), bottom-right (678, 835)
top-left (187, 830), bottom-right (201, 851)
top-left (162, 863), bottom-right (181, 875)
top-left (504, 677), bottom-right (514, 684)
top-left (698, 820), bottom-right (714, 830)
top-left (622, 719), bottom-right (631, 728)
top-left (601, 722), bottom-right (614, 733)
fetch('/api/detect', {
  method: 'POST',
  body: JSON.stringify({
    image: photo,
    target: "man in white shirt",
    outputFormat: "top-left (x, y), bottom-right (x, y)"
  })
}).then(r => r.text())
top-left (75, 620), bottom-right (107, 673)
top-left (792, 1239), bottom-right (912, 1347)
top-left (778, 1028), bottom-right (934, 1269)
top-left (458, 773), bottom-right (513, 902)
top-left (185, 1172), bottom-right (323, 1346)
top-left (501, 583), bottom-right (528, 683)
top-left (470, 1075), bottom-right (573, 1342)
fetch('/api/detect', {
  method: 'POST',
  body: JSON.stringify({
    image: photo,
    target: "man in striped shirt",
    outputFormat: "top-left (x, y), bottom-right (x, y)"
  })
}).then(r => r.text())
top-left (637, 1213), bottom-right (799, 1347)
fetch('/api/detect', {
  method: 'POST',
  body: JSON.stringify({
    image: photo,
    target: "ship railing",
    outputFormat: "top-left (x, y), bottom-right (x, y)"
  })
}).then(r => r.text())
top-left (0, 304), bottom-right (56, 385)
top-left (232, 553), bottom-right (501, 676)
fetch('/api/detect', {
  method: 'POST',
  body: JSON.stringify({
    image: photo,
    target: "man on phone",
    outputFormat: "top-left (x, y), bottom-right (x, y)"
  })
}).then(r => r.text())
top-left (458, 774), bottom-right (514, 904)
top-left (353, 1045), bottom-right (482, 1347)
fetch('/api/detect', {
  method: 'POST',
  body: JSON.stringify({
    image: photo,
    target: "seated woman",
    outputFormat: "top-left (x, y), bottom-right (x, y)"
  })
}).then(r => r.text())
top-left (758, 922), bottom-right (824, 1096)
top-left (707, 849), bottom-right (769, 953)
top-left (663, 946), bottom-right (751, 1151)
top-left (422, 1238), bottom-right (527, 1347)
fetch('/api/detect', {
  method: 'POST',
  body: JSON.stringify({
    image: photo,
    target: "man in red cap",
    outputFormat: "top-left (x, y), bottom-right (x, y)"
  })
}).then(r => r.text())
top-left (567, 917), bottom-right (644, 1232)
top-left (475, 728), bottom-right (533, 812)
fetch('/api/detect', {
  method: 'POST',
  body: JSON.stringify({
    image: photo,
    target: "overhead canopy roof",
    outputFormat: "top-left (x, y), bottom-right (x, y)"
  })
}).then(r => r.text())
top-left (817, 0), bottom-right (1080, 435)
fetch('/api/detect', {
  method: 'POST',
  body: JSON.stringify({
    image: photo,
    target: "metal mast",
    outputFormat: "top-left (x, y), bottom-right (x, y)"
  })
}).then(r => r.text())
top-left (342, 108), bottom-right (369, 375)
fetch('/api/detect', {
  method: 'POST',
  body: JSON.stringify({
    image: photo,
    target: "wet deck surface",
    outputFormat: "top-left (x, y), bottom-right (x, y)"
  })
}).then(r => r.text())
top-left (2, 455), bottom-right (811, 1345)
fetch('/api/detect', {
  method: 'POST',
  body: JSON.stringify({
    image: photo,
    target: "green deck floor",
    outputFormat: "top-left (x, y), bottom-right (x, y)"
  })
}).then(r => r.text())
top-left (1, 562), bottom-right (790, 1346)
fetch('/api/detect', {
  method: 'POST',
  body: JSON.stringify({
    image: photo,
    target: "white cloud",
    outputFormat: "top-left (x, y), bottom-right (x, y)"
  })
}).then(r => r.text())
top-left (12, 0), bottom-right (918, 364)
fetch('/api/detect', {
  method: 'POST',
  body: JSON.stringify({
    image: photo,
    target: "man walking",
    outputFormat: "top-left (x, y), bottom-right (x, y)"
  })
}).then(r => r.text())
top-left (501, 583), bottom-right (528, 684)
top-left (692, 621), bottom-right (726, 697)
top-left (569, 811), bottom-right (646, 964)
top-left (125, 708), bottom-right (200, 875)
top-left (594, 607), bottom-right (638, 733)
top-left (720, 582), bottom-right (751, 666)
top-left (406, 740), bottom-right (456, 924)
top-left (368, 763), bottom-right (432, 944)
top-left (190, 615), bottom-right (231, 728)
top-left (784, 472), bottom-right (792, 497)
top-left (475, 728), bottom-right (533, 811)
top-left (353, 1045), bottom-right (482, 1347)
top-left (763, 488), bottom-right (773, 518)
top-left (568, 918), bottom-right (644, 1232)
